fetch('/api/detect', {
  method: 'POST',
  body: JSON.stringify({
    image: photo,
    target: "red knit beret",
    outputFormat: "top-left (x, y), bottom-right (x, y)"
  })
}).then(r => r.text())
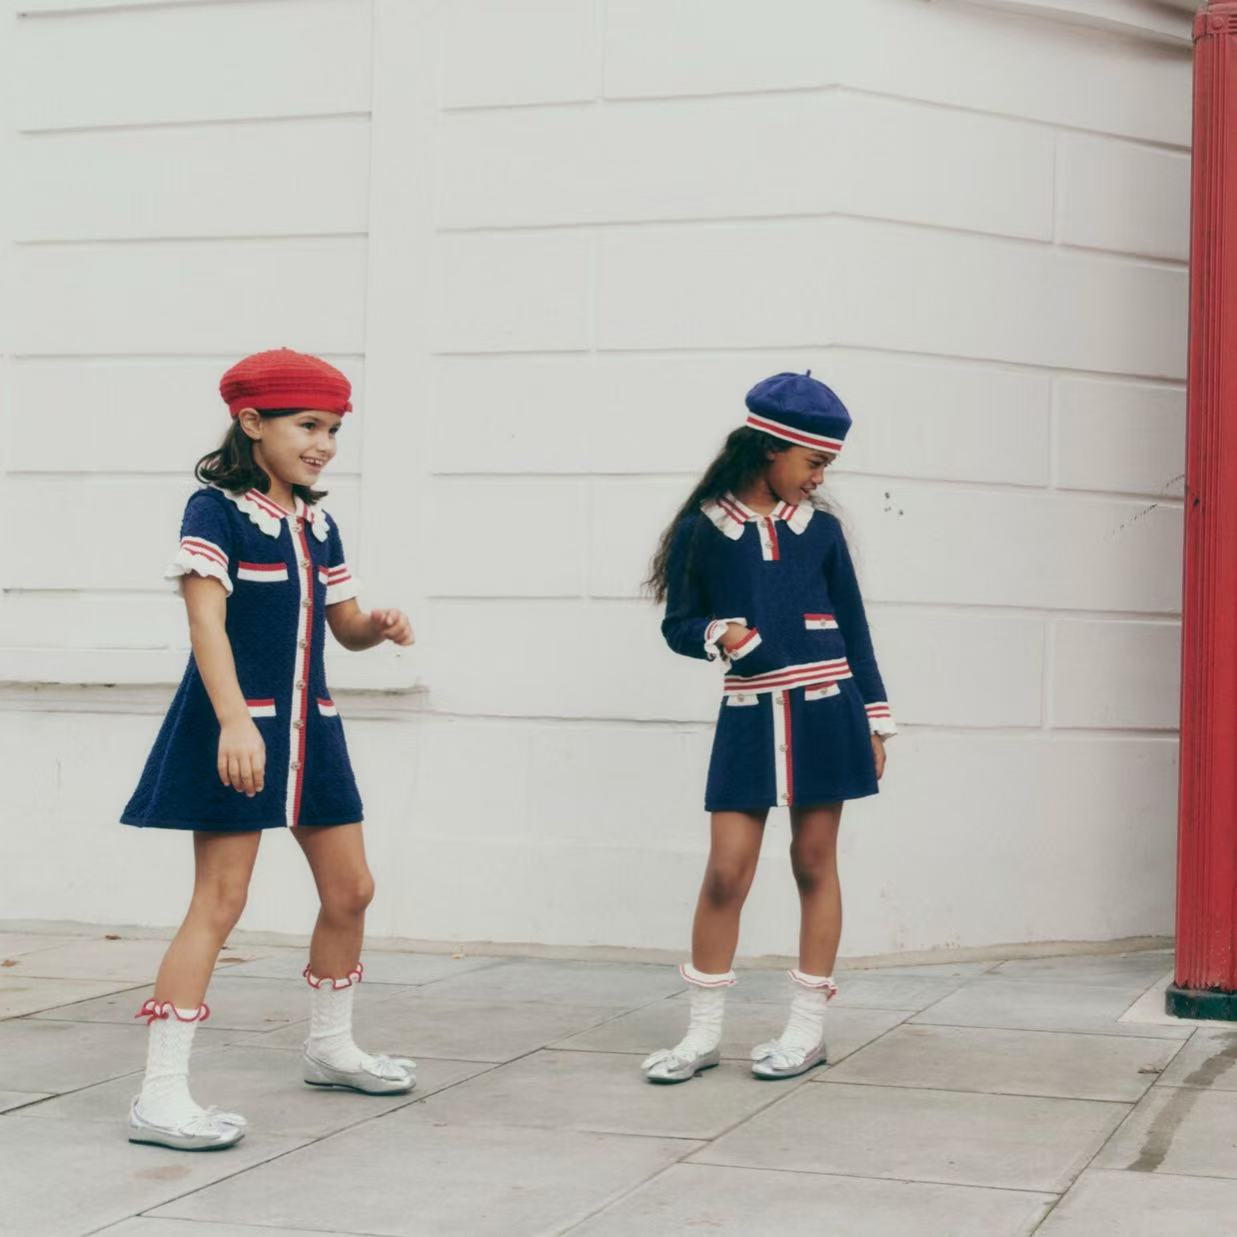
top-left (219, 348), bottom-right (352, 417)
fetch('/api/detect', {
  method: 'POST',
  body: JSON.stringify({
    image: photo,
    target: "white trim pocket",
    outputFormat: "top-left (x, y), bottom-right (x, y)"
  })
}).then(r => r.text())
top-left (725, 693), bottom-right (760, 708)
top-left (237, 561), bottom-right (289, 583)
top-left (804, 613), bottom-right (839, 630)
top-left (804, 682), bottom-right (842, 702)
top-left (246, 698), bottom-right (277, 718)
top-left (317, 698), bottom-right (339, 718)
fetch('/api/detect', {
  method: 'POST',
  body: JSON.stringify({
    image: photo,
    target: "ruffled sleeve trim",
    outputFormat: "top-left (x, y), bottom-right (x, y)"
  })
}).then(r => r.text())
top-left (166, 537), bottom-right (233, 595)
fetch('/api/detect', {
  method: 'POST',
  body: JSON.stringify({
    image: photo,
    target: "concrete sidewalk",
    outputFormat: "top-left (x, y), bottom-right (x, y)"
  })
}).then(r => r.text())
top-left (0, 931), bottom-right (1233, 1236)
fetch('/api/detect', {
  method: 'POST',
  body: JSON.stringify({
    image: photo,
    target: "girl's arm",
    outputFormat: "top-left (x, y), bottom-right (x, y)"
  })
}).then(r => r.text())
top-left (660, 517), bottom-right (748, 661)
top-left (326, 600), bottom-right (414, 651)
top-left (825, 521), bottom-right (897, 738)
top-left (182, 575), bottom-right (266, 796)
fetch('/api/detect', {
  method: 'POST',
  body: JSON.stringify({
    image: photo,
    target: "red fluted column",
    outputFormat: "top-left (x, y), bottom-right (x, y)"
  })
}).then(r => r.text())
top-left (1170, 1), bottom-right (1237, 1020)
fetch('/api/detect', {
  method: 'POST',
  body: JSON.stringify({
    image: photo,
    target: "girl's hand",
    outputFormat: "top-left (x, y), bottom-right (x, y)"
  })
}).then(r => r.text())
top-left (871, 733), bottom-right (887, 780)
top-left (218, 719), bottom-right (266, 797)
top-left (719, 623), bottom-right (752, 651)
top-left (370, 608), bottom-right (415, 647)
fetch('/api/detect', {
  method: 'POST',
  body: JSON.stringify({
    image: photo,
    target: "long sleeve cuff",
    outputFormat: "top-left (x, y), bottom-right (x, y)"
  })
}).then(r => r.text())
top-left (704, 616), bottom-right (747, 662)
top-left (865, 701), bottom-right (897, 738)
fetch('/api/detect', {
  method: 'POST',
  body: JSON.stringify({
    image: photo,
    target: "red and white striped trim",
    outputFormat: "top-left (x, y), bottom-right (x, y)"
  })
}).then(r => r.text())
top-left (700, 493), bottom-right (815, 542)
top-left (704, 616), bottom-right (745, 661)
top-left (303, 962), bottom-right (363, 990)
top-left (246, 698), bottom-right (276, 719)
top-left (757, 515), bottom-right (780, 562)
top-left (723, 657), bottom-right (852, 696)
top-left (804, 613), bottom-right (839, 630)
top-left (317, 697), bottom-right (338, 718)
top-left (678, 962), bottom-right (737, 988)
top-left (745, 412), bottom-right (845, 455)
top-left (726, 627), bottom-right (762, 661)
top-left (214, 486), bottom-right (331, 544)
top-left (772, 684), bottom-right (794, 805)
top-left (323, 563), bottom-right (360, 607)
top-left (866, 700), bottom-right (898, 737)
top-left (287, 516), bottom-right (316, 828)
top-left (804, 682), bottom-right (841, 701)
top-left (237, 560), bottom-right (289, 583)
top-left (167, 536), bottom-right (233, 594)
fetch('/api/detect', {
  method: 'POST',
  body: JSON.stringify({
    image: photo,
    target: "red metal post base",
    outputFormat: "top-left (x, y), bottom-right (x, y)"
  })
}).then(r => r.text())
top-left (1172, 2), bottom-right (1237, 1018)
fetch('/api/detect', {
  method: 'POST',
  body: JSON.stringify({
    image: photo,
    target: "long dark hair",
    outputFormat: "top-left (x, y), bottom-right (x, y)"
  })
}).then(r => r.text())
top-left (644, 427), bottom-right (789, 603)
top-left (195, 409), bottom-right (326, 504)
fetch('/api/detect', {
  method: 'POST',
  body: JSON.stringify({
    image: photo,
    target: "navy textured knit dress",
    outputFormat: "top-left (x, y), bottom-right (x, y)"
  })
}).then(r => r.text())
top-left (663, 493), bottom-right (896, 812)
top-left (122, 485), bottom-right (364, 831)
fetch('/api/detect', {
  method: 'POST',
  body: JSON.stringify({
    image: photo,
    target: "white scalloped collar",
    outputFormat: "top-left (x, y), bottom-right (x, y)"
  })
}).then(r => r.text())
top-left (215, 486), bottom-right (330, 542)
top-left (701, 492), bottom-right (814, 541)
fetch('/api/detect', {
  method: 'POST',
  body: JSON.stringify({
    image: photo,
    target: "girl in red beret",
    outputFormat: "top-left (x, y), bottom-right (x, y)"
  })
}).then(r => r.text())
top-left (121, 349), bottom-right (416, 1151)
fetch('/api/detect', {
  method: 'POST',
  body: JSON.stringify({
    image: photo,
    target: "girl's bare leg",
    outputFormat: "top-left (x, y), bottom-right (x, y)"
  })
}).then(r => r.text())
top-left (690, 809), bottom-right (768, 972)
top-left (153, 830), bottom-right (262, 1007)
top-left (789, 802), bottom-right (844, 975)
top-left (293, 823), bottom-right (412, 1090)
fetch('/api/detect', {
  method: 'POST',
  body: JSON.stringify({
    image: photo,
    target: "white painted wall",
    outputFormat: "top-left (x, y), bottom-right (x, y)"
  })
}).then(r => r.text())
top-left (0, 0), bottom-right (1192, 958)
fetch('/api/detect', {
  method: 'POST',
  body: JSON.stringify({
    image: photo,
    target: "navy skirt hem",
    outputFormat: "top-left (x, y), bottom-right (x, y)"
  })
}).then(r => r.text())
top-left (704, 786), bottom-right (878, 813)
top-left (120, 813), bottom-right (363, 831)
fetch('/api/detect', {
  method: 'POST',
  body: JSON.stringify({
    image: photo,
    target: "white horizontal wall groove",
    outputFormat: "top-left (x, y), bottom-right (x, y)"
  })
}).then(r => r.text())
top-left (16, 109), bottom-right (372, 138)
top-left (441, 80), bottom-right (1191, 154)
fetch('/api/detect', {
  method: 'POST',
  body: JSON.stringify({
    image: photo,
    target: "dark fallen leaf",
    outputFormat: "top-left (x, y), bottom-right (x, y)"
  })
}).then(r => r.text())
top-left (104, 934), bottom-right (121, 941)
top-left (1, 959), bottom-right (18, 968)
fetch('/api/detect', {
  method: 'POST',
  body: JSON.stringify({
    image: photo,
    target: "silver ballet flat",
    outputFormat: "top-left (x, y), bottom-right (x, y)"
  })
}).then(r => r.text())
top-left (127, 1100), bottom-right (247, 1151)
top-left (750, 1038), bottom-right (828, 1079)
top-left (302, 1052), bottom-right (416, 1095)
top-left (641, 1045), bottom-right (721, 1084)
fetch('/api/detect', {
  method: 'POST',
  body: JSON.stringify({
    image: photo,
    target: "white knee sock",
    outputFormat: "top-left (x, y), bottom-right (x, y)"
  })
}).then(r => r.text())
top-left (135, 1001), bottom-right (209, 1127)
top-left (304, 962), bottom-right (410, 1081)
top-left (764, 970), bottom-right (837, 1061)
top-left (670, 963), bottom-right (735, 1058)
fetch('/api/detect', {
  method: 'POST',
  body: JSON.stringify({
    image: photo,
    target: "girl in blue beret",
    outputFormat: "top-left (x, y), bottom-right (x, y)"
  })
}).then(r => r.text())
top-left (641, 371), bottom-right (896, 1083)
top-left (120, 350), bottom-right (417, 1151)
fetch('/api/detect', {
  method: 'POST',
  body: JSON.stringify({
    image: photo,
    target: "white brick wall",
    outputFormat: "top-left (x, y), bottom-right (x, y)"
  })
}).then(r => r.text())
top-left (0, 0), bottom-right (1191, 959)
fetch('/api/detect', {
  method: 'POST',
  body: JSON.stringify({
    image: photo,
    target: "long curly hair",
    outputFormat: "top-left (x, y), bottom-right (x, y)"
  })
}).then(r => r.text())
top-left (645, 427), bottom-right (795, 603)
top-left (194, 409), bottom-right (326, 504)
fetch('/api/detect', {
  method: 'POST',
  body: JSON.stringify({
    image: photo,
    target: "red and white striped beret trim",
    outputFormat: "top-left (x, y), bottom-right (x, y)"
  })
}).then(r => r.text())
top-left (745, 412), bottom-right (845, 455)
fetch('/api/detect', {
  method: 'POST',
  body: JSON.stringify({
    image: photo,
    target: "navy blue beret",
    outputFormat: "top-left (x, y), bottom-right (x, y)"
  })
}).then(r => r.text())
top-left (744, 370), bottom-right (851, 454)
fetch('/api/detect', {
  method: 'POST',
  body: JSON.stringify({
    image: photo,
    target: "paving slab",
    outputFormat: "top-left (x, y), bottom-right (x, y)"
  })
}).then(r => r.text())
top-left (551, 995), bottom-right (907, 1064)
top-left (1120, 973), bottom-right (1237, 1030)
top-left (565, 1162), bottom-right (1054, 1236)
top-left (96, 1221), bottom-right (346, 1237)
top-left (152, 1110), bottom-right (700, 1237)
top-left (28, 976), bottom-right (410, 1033)
top-left (0, 1115), bottom-right (306, 1237)
top-left (0, 975), bottom-right (141, 1018)
top-left (416, 1047), bottom-right (804, 1140)
top-left (692, 1080), bottom-right (1129, 1192)
top-left (0, 1017), bottom-right (253, 1093)
top-left (822, 1024), bottom-right (1182, 1101)
top-left (218, 948), bottom-right (503, 985)
top-left (412, 957), bottom-right (687, 1006)
top-left (1154, 1025), bottom-right (1237, 1089)
top-left (733, 968), bottom-right (965, 1010)
top-left (1036, 1168), bottom-right (1237, 1235)
top-left (0, 1090), bottom-right (50, 1113)
top-left (21, 1042), bottom-right (490, 1137)
top-left (255, 991), bottom-right (628, 1062)
top-left (990, 951), bottom-right (1174, 989)
top-left (0, 933), bottom-right (82, 959)
top-left (10, 936), bottom-right (205, 982)
top-left (1093, 1085), bottom-right (1237, 1178)
top-left (911, 977), bottom-right (1192, 1039)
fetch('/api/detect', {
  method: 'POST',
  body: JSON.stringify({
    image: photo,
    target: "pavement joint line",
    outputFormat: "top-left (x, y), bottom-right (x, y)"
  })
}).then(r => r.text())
top-left (813, 1076), bottom-right (1158, 1104)
top-left (903, 1018), bottom-right (1197, 1042)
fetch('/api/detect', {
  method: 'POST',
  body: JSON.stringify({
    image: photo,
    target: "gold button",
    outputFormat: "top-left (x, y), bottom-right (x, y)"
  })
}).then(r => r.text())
top-left (774, 693), bottom-right (783, 705)
top-left (293, 720), bottom-right (303, 730)
top-left (296, 680), bottom-right (305, 690)
top-left (291, 760), bottom-right (301, 771)
top-left (300, 560), bottom-right (310, 570)
top-left (779, 793), bottom-right (788, 803)
top-left (301, 599), bottom-right (311, 609)
top-left (779, 744), bottom-right (787, 752)
top-left (299, 639), bottom-right (308, 649)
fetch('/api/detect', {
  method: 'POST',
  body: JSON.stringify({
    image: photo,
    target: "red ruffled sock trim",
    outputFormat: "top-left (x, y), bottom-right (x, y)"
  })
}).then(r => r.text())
top-left (302, 961), bottom-right (363, 990)
top-left (134, 998), bottom-right (210, 1026)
